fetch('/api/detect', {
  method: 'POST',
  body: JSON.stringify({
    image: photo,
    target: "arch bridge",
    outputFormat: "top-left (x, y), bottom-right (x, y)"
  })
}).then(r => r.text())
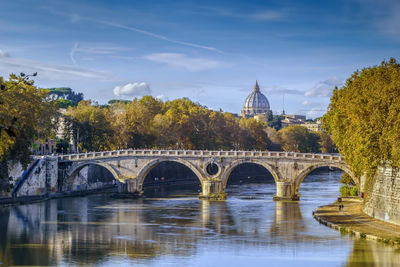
top-left (58, 149), bottom-right (356, 200)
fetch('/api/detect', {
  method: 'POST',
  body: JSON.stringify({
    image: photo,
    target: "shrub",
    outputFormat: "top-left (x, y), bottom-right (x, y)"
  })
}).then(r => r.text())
top-left (340, 185), bottom-right (351, 197)
top-left (350, 186), bottom-right (359, 196)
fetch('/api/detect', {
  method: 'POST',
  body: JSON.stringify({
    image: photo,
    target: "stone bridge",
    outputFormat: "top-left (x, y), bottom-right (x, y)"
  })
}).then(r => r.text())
top-left (58, 150), bottom-right (356, 200)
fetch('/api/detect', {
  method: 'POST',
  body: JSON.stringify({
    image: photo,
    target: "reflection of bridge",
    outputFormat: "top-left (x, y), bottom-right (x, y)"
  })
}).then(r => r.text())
top-left (59, 150), bottom-right (356, 200)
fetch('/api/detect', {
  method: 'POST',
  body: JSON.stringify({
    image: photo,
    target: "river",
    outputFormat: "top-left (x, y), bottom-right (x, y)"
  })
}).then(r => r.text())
top-left (0, 169), bottom-right (399, 266)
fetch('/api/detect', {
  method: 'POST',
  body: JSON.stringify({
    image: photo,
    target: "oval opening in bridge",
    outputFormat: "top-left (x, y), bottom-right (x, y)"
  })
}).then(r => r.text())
top-left (225, 163), bottom-right (275, 198)
top-left (142, 161), bottom-right (201, 198)
top-left (206, 162), bottom-right (219, 176)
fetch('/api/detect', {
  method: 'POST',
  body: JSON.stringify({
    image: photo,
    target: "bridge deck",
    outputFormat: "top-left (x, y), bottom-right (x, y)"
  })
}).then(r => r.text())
top-left (58, 150), bottom-right (344, 162)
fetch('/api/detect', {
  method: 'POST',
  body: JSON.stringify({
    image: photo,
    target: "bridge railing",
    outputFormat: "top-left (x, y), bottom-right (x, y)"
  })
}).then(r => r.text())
top-left (58, 149), bottom-right (344, 162)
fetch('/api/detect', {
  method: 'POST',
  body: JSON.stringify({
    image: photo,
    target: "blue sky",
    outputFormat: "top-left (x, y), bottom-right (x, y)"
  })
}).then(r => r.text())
top-left (1, 0), bottom-right (399, 118)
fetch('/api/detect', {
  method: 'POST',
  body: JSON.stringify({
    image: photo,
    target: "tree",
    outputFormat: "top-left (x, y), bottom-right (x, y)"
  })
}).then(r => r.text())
top-left (322, 58), bottom-right (400, 186)
top-left (48, 87), bottom-right (83, 107)
top-left (108, 99), bottom-right (131, 105)
top-left (239, 118), bottom-right (271, 150)
top-left (64, 95), bottom-right (273, 152)
top-left (54, 99), bottom-right (78, 108)
top-left (268, 115), bottom-right (285, 130)
top-left (340, 172), bottom-right (355, 186)
top-left (276, 125), bottom-right (320, 152)
top-left (67, 101), bottom-right (115, 152)
top-left (0, 74), bottom-right (56, 165)
top-left (318, 132), bottom-right (337, 153)
top-left (0, 74), bottom-right (57, 191)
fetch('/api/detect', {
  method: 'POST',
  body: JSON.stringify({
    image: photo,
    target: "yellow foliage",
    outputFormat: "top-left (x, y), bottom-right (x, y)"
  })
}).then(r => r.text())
top-left (323, 58), bottom-right (400, 183)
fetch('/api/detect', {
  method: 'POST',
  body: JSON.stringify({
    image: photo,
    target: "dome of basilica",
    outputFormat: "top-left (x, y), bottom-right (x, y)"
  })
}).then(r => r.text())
top-left (241, 81), bottom-right (271, 117)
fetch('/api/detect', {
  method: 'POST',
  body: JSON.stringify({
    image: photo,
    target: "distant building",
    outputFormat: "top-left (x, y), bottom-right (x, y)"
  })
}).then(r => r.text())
top-left (241, 81), bottom-right (272, 120)
top-left (56, 108), bottom-right (76, 153)
top-left (300, 120), bottom-right (323, 132)
top-left (32, 138), bottom-right (56, 155)
top-left (281, 115), bottom-right (306, 128)
top-left (281, 115), bottom-right (323, 132)
top-left (284, 114), bottom-right (306, 120)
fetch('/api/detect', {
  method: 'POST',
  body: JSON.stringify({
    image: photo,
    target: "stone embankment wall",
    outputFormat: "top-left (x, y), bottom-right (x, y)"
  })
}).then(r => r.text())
top-left (15, 157), bottom-right (58, 197)
top-left (364, 165), bottom-right (400, 226)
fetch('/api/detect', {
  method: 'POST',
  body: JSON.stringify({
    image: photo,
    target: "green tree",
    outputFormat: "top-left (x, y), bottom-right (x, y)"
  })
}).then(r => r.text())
top-left (268, 115), bottom-right (285, 130)
top-left (56, 137), bottom-right (70, 153)
top-left (54, 98), bottom-right (78, 108)
top-left (108, 99), bottom-right (131, 105)
top-left (48, 87), bottom-right (83, 104)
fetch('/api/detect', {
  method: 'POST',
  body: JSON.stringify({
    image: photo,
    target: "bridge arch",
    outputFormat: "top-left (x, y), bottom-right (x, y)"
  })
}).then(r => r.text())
top-left (137, 158), bottom-right (204, 190)
top-left (221, 159), bottom-right (281, 189)
top-left (294, 162), bottom-right (357, 195)
top-left (65, 161), bottom-right (120, 188)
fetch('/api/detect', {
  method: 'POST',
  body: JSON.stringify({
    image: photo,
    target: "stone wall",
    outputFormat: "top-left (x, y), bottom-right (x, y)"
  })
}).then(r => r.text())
top-left (16, 157), bottom-right (58, 197)
top-left (363, 165), bottom-right (400, 226)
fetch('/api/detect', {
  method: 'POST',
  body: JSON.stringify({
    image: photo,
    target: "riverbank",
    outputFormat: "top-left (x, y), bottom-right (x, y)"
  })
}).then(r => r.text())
top-left (313, 197), bottom-right (400, 248)
top-left (0, 185), bottom-right (118, 207)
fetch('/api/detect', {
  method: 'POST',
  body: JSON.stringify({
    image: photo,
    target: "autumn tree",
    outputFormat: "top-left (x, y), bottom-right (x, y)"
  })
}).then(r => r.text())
top-left (322, 58), bottom-right (400, 188)
top-left (67, 100), bottom-right (115, 152)
top-left (239, 118), bottom-right (271, 150)
top-left (276, 125), bottom-right (320, 152)
top-left (123, 96), bottom-right (163, 149)
top-left (66, 96), bottom-right (272, 151)
top-left (0, 74), bottom-right (56, 191)
top-left (318, 132), bottom-right (337, 153)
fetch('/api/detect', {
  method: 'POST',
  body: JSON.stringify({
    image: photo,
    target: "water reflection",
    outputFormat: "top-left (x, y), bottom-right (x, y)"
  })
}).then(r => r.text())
top-left (347, 239), bottom-right (400, 267)
top-left (271, 201), bottom-right (306, 240)
top-left (0, 170), bottom-right (399, 266)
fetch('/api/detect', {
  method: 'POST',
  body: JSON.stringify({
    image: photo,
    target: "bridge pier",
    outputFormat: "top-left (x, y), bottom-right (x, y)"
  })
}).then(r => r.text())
top-left (273, 181), bottom-right (299, 201)
top-left (199, 180), bottom-right (227, 200)
top-left (118, 179), bottom-right (143, 198)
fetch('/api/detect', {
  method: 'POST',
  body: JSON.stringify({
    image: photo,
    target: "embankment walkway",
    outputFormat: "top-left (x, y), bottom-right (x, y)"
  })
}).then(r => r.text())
top-left (314, 198), bottom-right (400, 246)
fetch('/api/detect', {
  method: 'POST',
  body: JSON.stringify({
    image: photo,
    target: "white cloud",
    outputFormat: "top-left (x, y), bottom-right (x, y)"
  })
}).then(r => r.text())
top-left (301, 100), bottom-right (322, 107)
top-left (156, 94), bottom-right (168, 101)
top-left (144, 53), bottom-right (222, 72)
top-left (305, 77), bottom-right (343, 97)
top-left (113, 82), bottom-right (151, 97)
top-left (0, 49), bottom-right (10, 57)
top-left (306, 108), bottom-right (325, 119)
top-left (299, 108), bottom-right (326, 119)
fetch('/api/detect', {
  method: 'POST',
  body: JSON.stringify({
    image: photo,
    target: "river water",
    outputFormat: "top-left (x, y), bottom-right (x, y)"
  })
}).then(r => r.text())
top-left (0, 169), bottom-right (399, 266)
